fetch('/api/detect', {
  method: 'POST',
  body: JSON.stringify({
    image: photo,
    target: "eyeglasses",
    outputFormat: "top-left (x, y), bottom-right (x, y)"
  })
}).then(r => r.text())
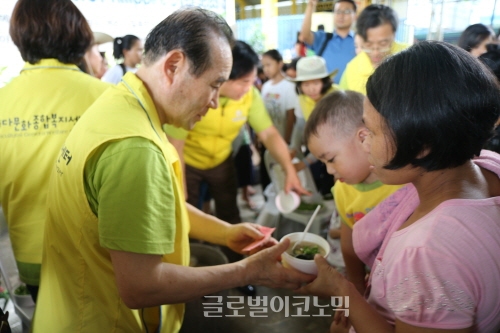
top-left (334, 9), bottom-right (355, 15)
top-left (362, 40), bottom-right (393, 53)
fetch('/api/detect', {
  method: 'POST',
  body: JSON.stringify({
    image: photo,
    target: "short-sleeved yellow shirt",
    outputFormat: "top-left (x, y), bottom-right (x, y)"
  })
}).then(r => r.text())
top-left (164, 86), bottom-right (273, 169)
top-left (339, 42), bottom-right (408, 95)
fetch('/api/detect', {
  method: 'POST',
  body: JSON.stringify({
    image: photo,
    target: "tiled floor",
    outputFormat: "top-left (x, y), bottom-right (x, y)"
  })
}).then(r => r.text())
top-left (0, 210), bottom-right (27, 333)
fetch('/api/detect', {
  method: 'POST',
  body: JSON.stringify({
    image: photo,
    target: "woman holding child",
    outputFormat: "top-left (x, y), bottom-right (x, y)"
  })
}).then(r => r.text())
top-left (301, 41), bottom-right (500, 332)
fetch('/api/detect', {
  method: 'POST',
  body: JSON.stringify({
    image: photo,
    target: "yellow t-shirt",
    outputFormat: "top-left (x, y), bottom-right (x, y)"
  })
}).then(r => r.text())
top-left (339, 42), bottom-right (408, 95)
top-left (0, 59), bottom-right (110, 285)
top-left (333, 180), bottom-right (403, 228)
top-left (33, 73), bottom-right (189, 333)
top-left (164, 86), bottom-right (273, 170)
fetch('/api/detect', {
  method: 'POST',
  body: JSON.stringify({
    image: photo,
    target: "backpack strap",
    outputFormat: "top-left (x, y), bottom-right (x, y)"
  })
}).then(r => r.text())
top-left (317, 32), bottom-right (333, 57)
top-left (119, 63), bottom-right (127, 76)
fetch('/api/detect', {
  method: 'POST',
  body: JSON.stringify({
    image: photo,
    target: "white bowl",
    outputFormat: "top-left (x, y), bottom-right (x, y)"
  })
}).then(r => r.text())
top-left (13, 293), bottom-right (34, 307)
top-left (280, 232), bottom-right (330, 275)
top-left (275, 191), bottom-right (300, 214)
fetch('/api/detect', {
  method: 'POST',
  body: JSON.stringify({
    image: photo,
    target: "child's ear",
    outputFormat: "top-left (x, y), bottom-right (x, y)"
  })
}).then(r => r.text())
top-left (357, 127), bottom-right (370, 143)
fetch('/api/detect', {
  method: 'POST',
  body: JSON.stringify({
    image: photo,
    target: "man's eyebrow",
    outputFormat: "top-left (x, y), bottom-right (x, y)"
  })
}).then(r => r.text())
top-left (215, 77), bottom-right (227, 83)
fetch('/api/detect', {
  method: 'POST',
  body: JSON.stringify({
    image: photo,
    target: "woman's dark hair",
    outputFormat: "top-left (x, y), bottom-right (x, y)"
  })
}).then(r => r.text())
top-left (356, 4), bottom-right (398, 41)
top-left (229, 41), bottom-right (259, 80)
top-left (144, 7), bottom-right (234, 77)
top-left (9, 0), bottom-right (93, 64)
top-left (112, 35), bottom-right (140, 60)
top-left (479, 43), bottom-right (500, 81)
top-left (366, 41), bottom-right (500, 171)
top-left (262, 49), bottom-right (283, 63)
top-left (296, 76), bottom-right (332, 96)
top-left (458, 24), bottom-right (495, 53)
top-left (304, 90), bottom-right (364, 144)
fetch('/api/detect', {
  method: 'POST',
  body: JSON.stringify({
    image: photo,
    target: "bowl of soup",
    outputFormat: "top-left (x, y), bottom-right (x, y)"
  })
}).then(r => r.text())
top-left (280, 232), bottom-right (330, 275)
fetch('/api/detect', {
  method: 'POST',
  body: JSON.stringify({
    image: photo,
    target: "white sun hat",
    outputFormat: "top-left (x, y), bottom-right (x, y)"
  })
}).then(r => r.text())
top-left (288, 56), bottom-right (338, 82)
top-left (92, 32), bottom-right (113, 45)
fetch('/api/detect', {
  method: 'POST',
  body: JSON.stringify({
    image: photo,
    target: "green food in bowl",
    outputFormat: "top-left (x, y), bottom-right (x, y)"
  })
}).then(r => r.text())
top-left (14, 285), bottom-right (30, 296)
top-left (292, 244), bottom-right (321, 260)
top-left (296, 202), bottom-right (323, 212)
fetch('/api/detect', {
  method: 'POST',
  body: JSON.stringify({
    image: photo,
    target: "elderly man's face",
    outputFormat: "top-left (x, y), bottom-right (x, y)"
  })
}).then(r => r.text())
top-left (172, 36), bottom-right (232, 130)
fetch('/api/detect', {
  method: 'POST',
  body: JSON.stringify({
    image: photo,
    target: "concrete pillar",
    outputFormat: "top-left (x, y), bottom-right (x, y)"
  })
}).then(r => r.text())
top-left (261, 0), bottom-right (278, 50)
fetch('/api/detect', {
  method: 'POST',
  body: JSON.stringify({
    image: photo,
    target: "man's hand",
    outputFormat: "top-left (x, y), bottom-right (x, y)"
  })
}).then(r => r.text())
top-left (243, 239), bottom-right (316, 290)
top-left (224, 223), bottom-right (277, 255)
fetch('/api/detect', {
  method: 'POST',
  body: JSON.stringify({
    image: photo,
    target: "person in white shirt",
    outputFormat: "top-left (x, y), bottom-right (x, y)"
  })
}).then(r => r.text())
top-left (102, 34), bottom-right (143, 84)
top-left (260, 49), bottom-right (300, 191)
top-left (261, 49), bottom-right (298, 144)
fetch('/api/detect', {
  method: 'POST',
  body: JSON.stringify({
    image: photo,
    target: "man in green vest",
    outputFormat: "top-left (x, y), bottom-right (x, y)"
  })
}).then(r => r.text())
top-left (33, 8), bottom-right (314, 333)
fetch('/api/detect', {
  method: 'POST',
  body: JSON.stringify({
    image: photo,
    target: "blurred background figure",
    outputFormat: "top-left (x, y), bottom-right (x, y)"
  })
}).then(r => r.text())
top-left (101, 34), bottom-right (143, 84)
top-left (300, 0), bottom-right (357, 84)
top-left (254, 66), bottom-right (267, 91)
top-left (339, 4), bottom-right (408, 95)
top-left (479, 43), bottom-right (500, 153)
top-left (458, 23), bottom-right (495, 57)
top-left (294, 32), bottom-right (309, 57)
top-left (98, 52), bottom-right (109, 79)
top-left (79, 31), bottom-right (113, 78)
top-left (354, 33), bottom-right (363, 55)
top-left (0, 0), bottom-right (109, 302)
top-left (283, 56), bottom-right (301, 79)
top-left (260, 49), bottom-right (299, 192)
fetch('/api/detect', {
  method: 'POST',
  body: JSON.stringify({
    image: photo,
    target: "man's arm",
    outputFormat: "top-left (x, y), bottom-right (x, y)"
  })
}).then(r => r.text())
top-left (257, 125), bottom-right (309, 195)
top-left (109, 238), bottom-right (314, 309)
top-left (299, 0), bottom-right (318, 45)
top-left (187, 202), bottom-right (271, 252)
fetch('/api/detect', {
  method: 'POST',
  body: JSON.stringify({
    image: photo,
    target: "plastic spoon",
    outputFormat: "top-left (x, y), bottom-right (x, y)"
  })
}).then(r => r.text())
top-left (291, 205), bottom-right (321, 252)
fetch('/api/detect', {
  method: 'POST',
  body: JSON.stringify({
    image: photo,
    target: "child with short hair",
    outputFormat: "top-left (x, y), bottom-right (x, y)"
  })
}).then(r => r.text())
top-left (304, 90), bottom-right (402, 295)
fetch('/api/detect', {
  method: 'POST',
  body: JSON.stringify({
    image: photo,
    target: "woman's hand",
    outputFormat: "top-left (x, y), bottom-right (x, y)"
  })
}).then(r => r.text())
top-left (297, 254), bottom-right (350, 298)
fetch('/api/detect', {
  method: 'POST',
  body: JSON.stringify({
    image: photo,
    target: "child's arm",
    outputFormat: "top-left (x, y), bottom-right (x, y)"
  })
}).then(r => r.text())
top-left (341, 223), bottom-right (367, 295)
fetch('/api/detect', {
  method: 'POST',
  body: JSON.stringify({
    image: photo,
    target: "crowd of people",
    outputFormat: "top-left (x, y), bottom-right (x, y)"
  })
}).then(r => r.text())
top-left (1, 0), bottom-right (500, 332)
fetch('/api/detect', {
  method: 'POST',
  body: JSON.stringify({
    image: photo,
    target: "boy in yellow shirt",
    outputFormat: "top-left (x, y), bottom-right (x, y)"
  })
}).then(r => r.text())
top-left (304, 90), bottom-right (402, 295)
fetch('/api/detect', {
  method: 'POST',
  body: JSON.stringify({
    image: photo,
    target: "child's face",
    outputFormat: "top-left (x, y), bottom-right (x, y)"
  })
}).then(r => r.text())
top-left (262, 56), bottom-right (282, 79)
top-left (300, 79), bottom-right (323, 101)
top-left (308, 123), bottom-right (373, 185)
